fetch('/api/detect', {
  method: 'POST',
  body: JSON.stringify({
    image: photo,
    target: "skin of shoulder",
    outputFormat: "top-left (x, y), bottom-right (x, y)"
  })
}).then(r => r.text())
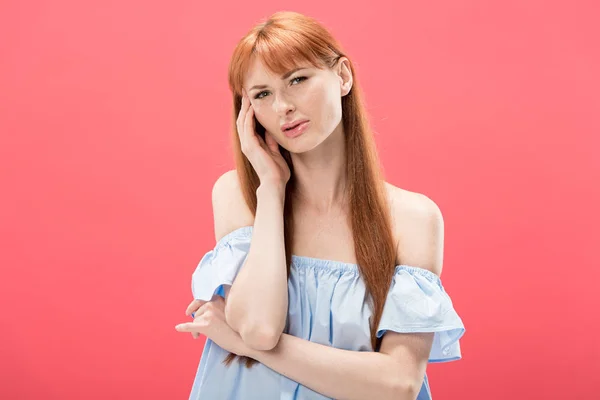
top-left (385, 182), bottom-right (445, 276)
top-left (211, 172), bottom-right (444, 276)
top-left (211, 169), bottom-right (255, 242)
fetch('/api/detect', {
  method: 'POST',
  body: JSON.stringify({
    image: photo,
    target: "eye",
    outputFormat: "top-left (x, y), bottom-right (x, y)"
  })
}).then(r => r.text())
top-left (253, 77), bottom-right (307, 100)
top-left (291, 76), bottom-right (307, 85)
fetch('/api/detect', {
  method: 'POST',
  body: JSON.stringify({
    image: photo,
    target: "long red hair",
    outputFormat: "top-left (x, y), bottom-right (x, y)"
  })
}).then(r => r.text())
top-left (224, 11), bottom-right (396, 368)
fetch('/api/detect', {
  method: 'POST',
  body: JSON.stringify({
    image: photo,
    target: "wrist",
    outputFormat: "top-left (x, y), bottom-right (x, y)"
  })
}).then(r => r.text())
top-left (241, 342), bottom-right (260, 359)
top-left (256, 182), bottom-right (286, 202)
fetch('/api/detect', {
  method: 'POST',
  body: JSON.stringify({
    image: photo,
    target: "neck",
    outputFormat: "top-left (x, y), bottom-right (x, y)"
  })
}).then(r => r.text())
top-left (289, 123), bottom-right (348, 213)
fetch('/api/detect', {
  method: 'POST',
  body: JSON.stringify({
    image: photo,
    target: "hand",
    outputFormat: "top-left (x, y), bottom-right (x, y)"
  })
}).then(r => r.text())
top-left (176, 296), bottom-right (252, 358)
top-left (184, 298), bottom-right (206, 339)
top-left (237, 89), bottom-right (291, 189)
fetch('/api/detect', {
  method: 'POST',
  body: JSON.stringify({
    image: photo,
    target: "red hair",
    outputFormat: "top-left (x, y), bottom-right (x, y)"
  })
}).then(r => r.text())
top-left (225, 11), bottom-right (396, 368)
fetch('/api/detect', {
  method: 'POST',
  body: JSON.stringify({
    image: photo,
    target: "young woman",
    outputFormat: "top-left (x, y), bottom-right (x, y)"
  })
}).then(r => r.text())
top-left (175, 11), bottom-right (465, 400)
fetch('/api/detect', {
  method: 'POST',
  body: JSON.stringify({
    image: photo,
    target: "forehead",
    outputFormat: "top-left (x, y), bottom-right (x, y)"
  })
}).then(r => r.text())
top-left (244, 56), bottom-right (315, 85)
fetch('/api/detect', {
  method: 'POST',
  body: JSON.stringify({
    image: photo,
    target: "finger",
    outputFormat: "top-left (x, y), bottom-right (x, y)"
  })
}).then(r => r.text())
top-left (185, 299), bottom-right (200, 316)
top-left (243, 104), bottom-right (256, 142)
top-left (236, 90), bottom-right (251, 134)
top-left (238, 97), bottom-right (255, 153)
top-left (190, 303), bottom-right (212, 338)
top-left (175, 322), bottom-right (203, 333)
top-left (265, 132), bottom-right (280, 154)
top-left (237, 90), bottom-right (249, 119)
top-left (196, 300), bottom-right (213, 315)
top-left (208, 295), bottom-right (226, 311)
top-left (256, 131), bottom-right (269, 152)
top-left (240, 107), bottom-right (258, 155)
top-left (185, 301), bottom-right (210, 321)
top-left (185, 299), bottom-right (207, 317)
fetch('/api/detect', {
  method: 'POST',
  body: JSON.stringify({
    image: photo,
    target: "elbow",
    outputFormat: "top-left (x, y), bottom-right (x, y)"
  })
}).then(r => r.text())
top-left (239, 325), bottom-right (282, 351)
top-left (224, 302), bottom-right (283, 350)
top-left (387, 379), bottom-right (420, 400)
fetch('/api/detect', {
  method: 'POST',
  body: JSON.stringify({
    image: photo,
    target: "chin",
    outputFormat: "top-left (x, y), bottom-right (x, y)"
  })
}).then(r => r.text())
top-left (280, 134), bottom-right (325, 154)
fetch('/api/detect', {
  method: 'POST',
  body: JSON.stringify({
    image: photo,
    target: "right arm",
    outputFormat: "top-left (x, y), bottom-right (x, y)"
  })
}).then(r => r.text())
top-left (212, 170), bottom-right (288, 351)
top-left (218, 88), bottom-right (291, 351)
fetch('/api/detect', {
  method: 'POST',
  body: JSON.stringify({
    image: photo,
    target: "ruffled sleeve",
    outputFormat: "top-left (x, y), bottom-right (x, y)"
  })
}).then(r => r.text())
top-left (376, 265), bottom-right (465, 363)
top-left (191, 226), bottom-right (253, 301)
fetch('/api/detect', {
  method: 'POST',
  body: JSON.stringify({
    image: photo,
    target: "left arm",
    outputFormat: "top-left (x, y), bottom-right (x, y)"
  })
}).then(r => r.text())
top-left (248, 192), bottom-right (443, 400)
top-left (177, 191), bottom-right (444, 400)
top-left (247, 330), bottom-right (434, 400)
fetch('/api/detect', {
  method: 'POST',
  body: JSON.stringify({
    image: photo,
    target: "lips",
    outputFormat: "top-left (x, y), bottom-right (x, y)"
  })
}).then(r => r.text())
top-left (281, 120), bottom-right (309, 132)
top-left (285, 123), bottom-right (301, 131)
top-left (282, 120), bottom-right (310, 138)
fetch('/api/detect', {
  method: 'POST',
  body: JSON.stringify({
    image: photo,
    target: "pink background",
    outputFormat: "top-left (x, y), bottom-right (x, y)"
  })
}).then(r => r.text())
top-left (1, 1), bottom-right (599, 399)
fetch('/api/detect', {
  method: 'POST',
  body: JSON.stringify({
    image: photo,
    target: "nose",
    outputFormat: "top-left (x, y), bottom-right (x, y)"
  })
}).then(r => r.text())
top-left (272, 93), bottom-right (295, 116)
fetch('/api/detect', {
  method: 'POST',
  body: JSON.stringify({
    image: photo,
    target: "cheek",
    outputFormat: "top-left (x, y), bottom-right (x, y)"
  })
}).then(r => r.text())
top-left (316, 90), bottom-right (342, 129)
top-left (251, 104), bottom-right (266, 123)
top-left (305, 82), bottom-right (341, 126)
top-left (252, 106), bottom-right (277, 134)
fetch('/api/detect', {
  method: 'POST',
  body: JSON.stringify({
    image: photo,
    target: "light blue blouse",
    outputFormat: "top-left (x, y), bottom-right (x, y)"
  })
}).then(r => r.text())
top-left (188, 226), bottom-right (465, 400)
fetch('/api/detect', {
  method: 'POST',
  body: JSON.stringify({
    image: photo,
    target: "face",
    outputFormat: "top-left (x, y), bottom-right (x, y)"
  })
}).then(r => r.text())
top-left (243, 56), bottom-right (353, 153)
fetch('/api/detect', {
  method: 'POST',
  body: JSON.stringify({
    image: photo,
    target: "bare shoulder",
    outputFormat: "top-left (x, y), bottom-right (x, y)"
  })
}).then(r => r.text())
top-left (211, 169), bottom-right (255, 242)
top-left (384, 182), bottom-right (445, 276)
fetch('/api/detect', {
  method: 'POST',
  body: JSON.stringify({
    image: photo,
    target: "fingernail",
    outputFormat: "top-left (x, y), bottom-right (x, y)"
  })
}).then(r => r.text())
top-left (191, 312), bottom-right (195, 318)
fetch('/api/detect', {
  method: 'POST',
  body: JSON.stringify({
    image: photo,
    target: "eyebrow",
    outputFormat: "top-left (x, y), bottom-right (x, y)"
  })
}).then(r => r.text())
top-left (248, 67), bottom-right (307, 91)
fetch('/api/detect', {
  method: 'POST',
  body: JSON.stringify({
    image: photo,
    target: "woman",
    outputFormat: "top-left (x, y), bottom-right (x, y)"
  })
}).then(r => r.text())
top-left (175, 11), bottom-right (465, 400)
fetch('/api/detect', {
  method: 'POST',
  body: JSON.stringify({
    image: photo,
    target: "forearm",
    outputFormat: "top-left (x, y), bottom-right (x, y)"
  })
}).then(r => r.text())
top-left (225, 183), bottom-right (288, 349)
top-left (247, 333), bottom-right (417, 400)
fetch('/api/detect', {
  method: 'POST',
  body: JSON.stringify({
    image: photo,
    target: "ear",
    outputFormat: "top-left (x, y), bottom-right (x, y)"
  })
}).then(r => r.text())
top-left (336, 57), bottom-right (353, 97)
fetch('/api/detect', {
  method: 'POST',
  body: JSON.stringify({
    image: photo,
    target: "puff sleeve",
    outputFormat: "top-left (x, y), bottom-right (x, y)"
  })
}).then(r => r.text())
top-left (376, 265), bottom-right (466, 363)
top-left (191, 226), bottom-right (253, 301)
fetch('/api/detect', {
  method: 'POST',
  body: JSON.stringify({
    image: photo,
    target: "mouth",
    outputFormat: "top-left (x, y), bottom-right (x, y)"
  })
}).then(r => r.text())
top-left (282, 120), bottom-right (307, 131)
top-left (282, 120), bottom-right (310, 138)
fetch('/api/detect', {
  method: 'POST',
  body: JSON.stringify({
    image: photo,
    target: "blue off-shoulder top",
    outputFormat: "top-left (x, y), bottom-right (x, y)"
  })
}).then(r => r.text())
top-left (188, 226), bottom-right (465, 400)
